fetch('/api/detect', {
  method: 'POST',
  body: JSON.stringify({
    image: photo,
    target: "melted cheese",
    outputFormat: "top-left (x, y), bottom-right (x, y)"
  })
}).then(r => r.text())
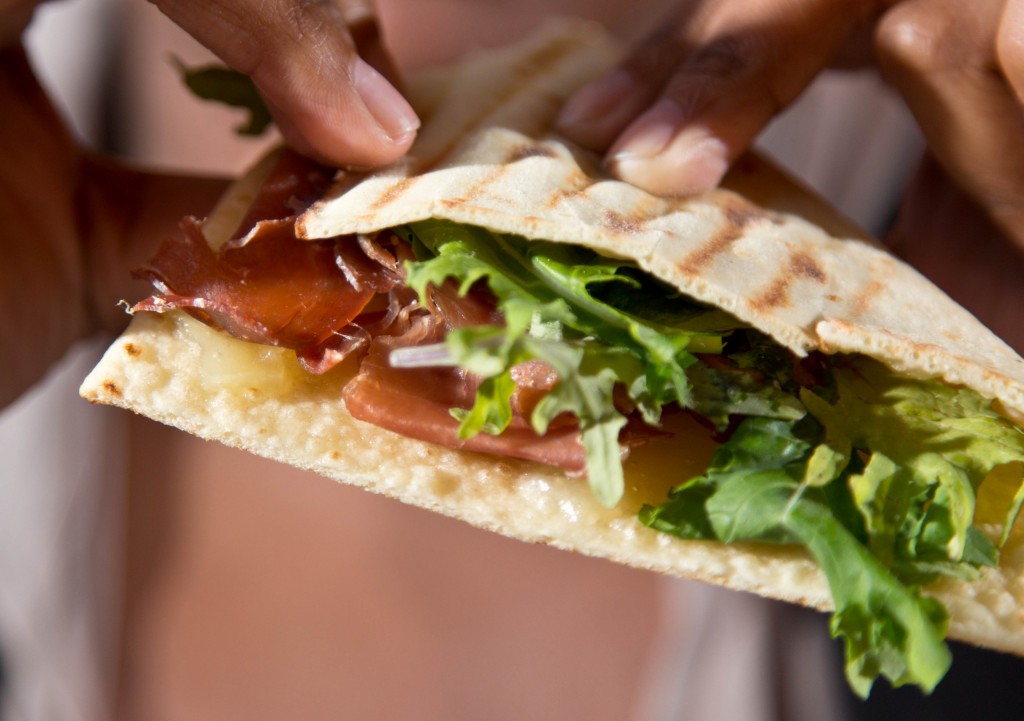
top-left (176, 313), bottom-right (301, 396)
top-left (621, 412), bottom-right (718, 512)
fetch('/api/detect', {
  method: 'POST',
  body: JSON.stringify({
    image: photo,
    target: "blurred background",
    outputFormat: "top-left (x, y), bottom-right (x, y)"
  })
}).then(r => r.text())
top-left (8, 1), bottom-right (1018, 720)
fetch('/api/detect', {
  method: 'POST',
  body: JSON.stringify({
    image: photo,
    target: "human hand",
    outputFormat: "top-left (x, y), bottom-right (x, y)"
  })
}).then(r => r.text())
top-left (877, 0), bottom-right (1024, 253)
top-left (556, 0), bottom-right (886, 196)
top-left (0, 0), bottom-right (419, 409)
top-left (556, 0), bottom-right (1024, 255)
top-left (3, 0), bottom-right (420, 168)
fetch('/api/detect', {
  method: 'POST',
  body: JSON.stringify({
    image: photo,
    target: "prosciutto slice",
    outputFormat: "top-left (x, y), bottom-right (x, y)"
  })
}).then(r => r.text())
top-left (132, 150), bottom-right (401, 366)
top-left (133, 219), bottom-right (387, 358)
top-left (343, 323), bottom-right (587, 475)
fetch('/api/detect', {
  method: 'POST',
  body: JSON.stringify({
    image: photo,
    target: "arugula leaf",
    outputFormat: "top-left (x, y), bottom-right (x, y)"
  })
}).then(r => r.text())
top-left (528, 340), bottom-right (650, 505)
top-left (687, 362), bottom-right (806, 431)
top-left (451, 370), bottom-right (516, 438)
top-left (802, 358), bottom-right (1024, 579)
top-left (399, 220), bottom-right (754, 505)
top-left (174, 59), bottom-right (273, 136)
top-left (641, 418), bottom-right (953, 697)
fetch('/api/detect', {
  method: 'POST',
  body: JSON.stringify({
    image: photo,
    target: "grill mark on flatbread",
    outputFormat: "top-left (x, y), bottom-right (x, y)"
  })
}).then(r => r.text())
top-left (440, 164), bottom-right (512, 210)
top-left (851, 279), bottom-right (884, 318)
top-left (677, 198), bottom-right (763, 274)
top-left (750, 251), bottom-right (829, 311)
top-left (791, 252), bottom-right (826, 283)
top-left (603, 210), bottom-right (645, 235)
top-left (369, 177), bottom-right (418, 214)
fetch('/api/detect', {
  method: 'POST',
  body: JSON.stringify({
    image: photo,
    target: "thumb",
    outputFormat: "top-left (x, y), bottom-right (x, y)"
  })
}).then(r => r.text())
top-left (150, 0), bottom-right (420, 168)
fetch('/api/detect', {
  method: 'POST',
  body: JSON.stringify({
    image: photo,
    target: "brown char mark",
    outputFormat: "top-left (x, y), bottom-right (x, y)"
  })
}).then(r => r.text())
top-left (851, 279), bottom-right (884, 317)
top-left (677, 196), bottom-right (763, 275)
top-left (439, 164), bottom-right (512, 211)
top-left (506, 142), bottom-right (558, 162)
top-left (750, 251), bottom-right (829, 312)
top-left (369, 177), bottom-right (417, 213)
top-left (602, 210), bottom-right (645, 235)
top-left (790, 252), bottom-right (826, 283)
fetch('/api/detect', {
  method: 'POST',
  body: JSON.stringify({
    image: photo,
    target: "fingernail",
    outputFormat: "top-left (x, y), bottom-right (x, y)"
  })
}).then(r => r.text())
top-left (556, 69), bottom-right (636, 131)
top-left (610, 121), bottom-right (729, 197)
top-left (353, 57), bottom-right (420, 143)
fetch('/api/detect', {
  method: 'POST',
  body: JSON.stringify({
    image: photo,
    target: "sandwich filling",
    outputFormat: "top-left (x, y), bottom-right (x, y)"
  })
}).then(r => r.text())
top-left (131, 151), bottom-right (1024, 697)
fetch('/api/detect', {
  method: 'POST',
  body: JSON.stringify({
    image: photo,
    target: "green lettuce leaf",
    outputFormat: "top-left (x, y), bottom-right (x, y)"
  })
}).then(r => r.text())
top-left (641, 417), bottom-right (953, 697)
top-left (174, 59), bottom-right (273, 136)
top-left (399, 220), bottom-right (758, 505)
top-left (643, 360), bottom-right (1024, 695)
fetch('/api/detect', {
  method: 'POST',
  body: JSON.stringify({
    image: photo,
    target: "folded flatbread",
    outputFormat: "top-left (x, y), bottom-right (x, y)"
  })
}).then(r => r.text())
top-left (81, 19), bottom-right (1024, 695)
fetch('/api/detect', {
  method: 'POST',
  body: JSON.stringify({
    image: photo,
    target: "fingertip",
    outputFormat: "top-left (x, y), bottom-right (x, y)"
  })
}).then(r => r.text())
top-left (169, 0), bottom-right (419, 170)
top-left (351, 56), bottom-right (420, 143)
top-left (609, 134), bottom-right (729, 197)
top-left (605, 101), bottom-right (729, 197)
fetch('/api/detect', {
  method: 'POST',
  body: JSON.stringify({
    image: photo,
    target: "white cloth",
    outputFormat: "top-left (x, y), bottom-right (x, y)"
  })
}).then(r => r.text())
top-left (0, 341), bottom-right (124, 721)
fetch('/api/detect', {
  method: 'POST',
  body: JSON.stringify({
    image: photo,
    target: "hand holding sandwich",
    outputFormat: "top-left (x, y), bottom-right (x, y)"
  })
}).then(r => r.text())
top-left (557, 0), bottom-right (1024, 252)
top-left (0, 0), bottom-right (415, 409)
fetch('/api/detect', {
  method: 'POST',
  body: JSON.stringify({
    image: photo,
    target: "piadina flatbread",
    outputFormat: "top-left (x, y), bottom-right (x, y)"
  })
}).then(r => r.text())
top-left (81, 19), bottom-right (1024, 696)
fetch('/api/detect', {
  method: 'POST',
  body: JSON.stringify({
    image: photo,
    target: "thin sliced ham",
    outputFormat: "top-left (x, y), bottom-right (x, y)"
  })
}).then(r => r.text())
top-left (344, 325), bottom-right (587, 475)
top-left (133, 219), bottom-right (384, 356)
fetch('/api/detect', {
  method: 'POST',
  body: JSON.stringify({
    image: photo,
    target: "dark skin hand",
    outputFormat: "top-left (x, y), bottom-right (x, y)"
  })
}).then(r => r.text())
top-left (0, 0), bottom-right (415, 409)
top-left (556, 0), bottom-right (1024, 255)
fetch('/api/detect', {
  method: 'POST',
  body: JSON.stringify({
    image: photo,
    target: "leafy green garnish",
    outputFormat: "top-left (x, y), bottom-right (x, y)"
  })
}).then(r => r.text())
top-left (642, 358), bottom-right (1024, 696)
top-left (174, 59), bottom-right (273, 136)
top-left (641, 416), bottom-right (953, 696)
top-left (392, 219), bottom-right (1024, 697)
top-left (801, 359), bottom-right (1024, 579)
top-left (398, 220), bottom-right (753, 505)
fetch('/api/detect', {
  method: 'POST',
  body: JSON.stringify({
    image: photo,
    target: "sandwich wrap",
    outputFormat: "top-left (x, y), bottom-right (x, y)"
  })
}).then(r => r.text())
top-left (80, 20), bottom-right (1024, 695)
